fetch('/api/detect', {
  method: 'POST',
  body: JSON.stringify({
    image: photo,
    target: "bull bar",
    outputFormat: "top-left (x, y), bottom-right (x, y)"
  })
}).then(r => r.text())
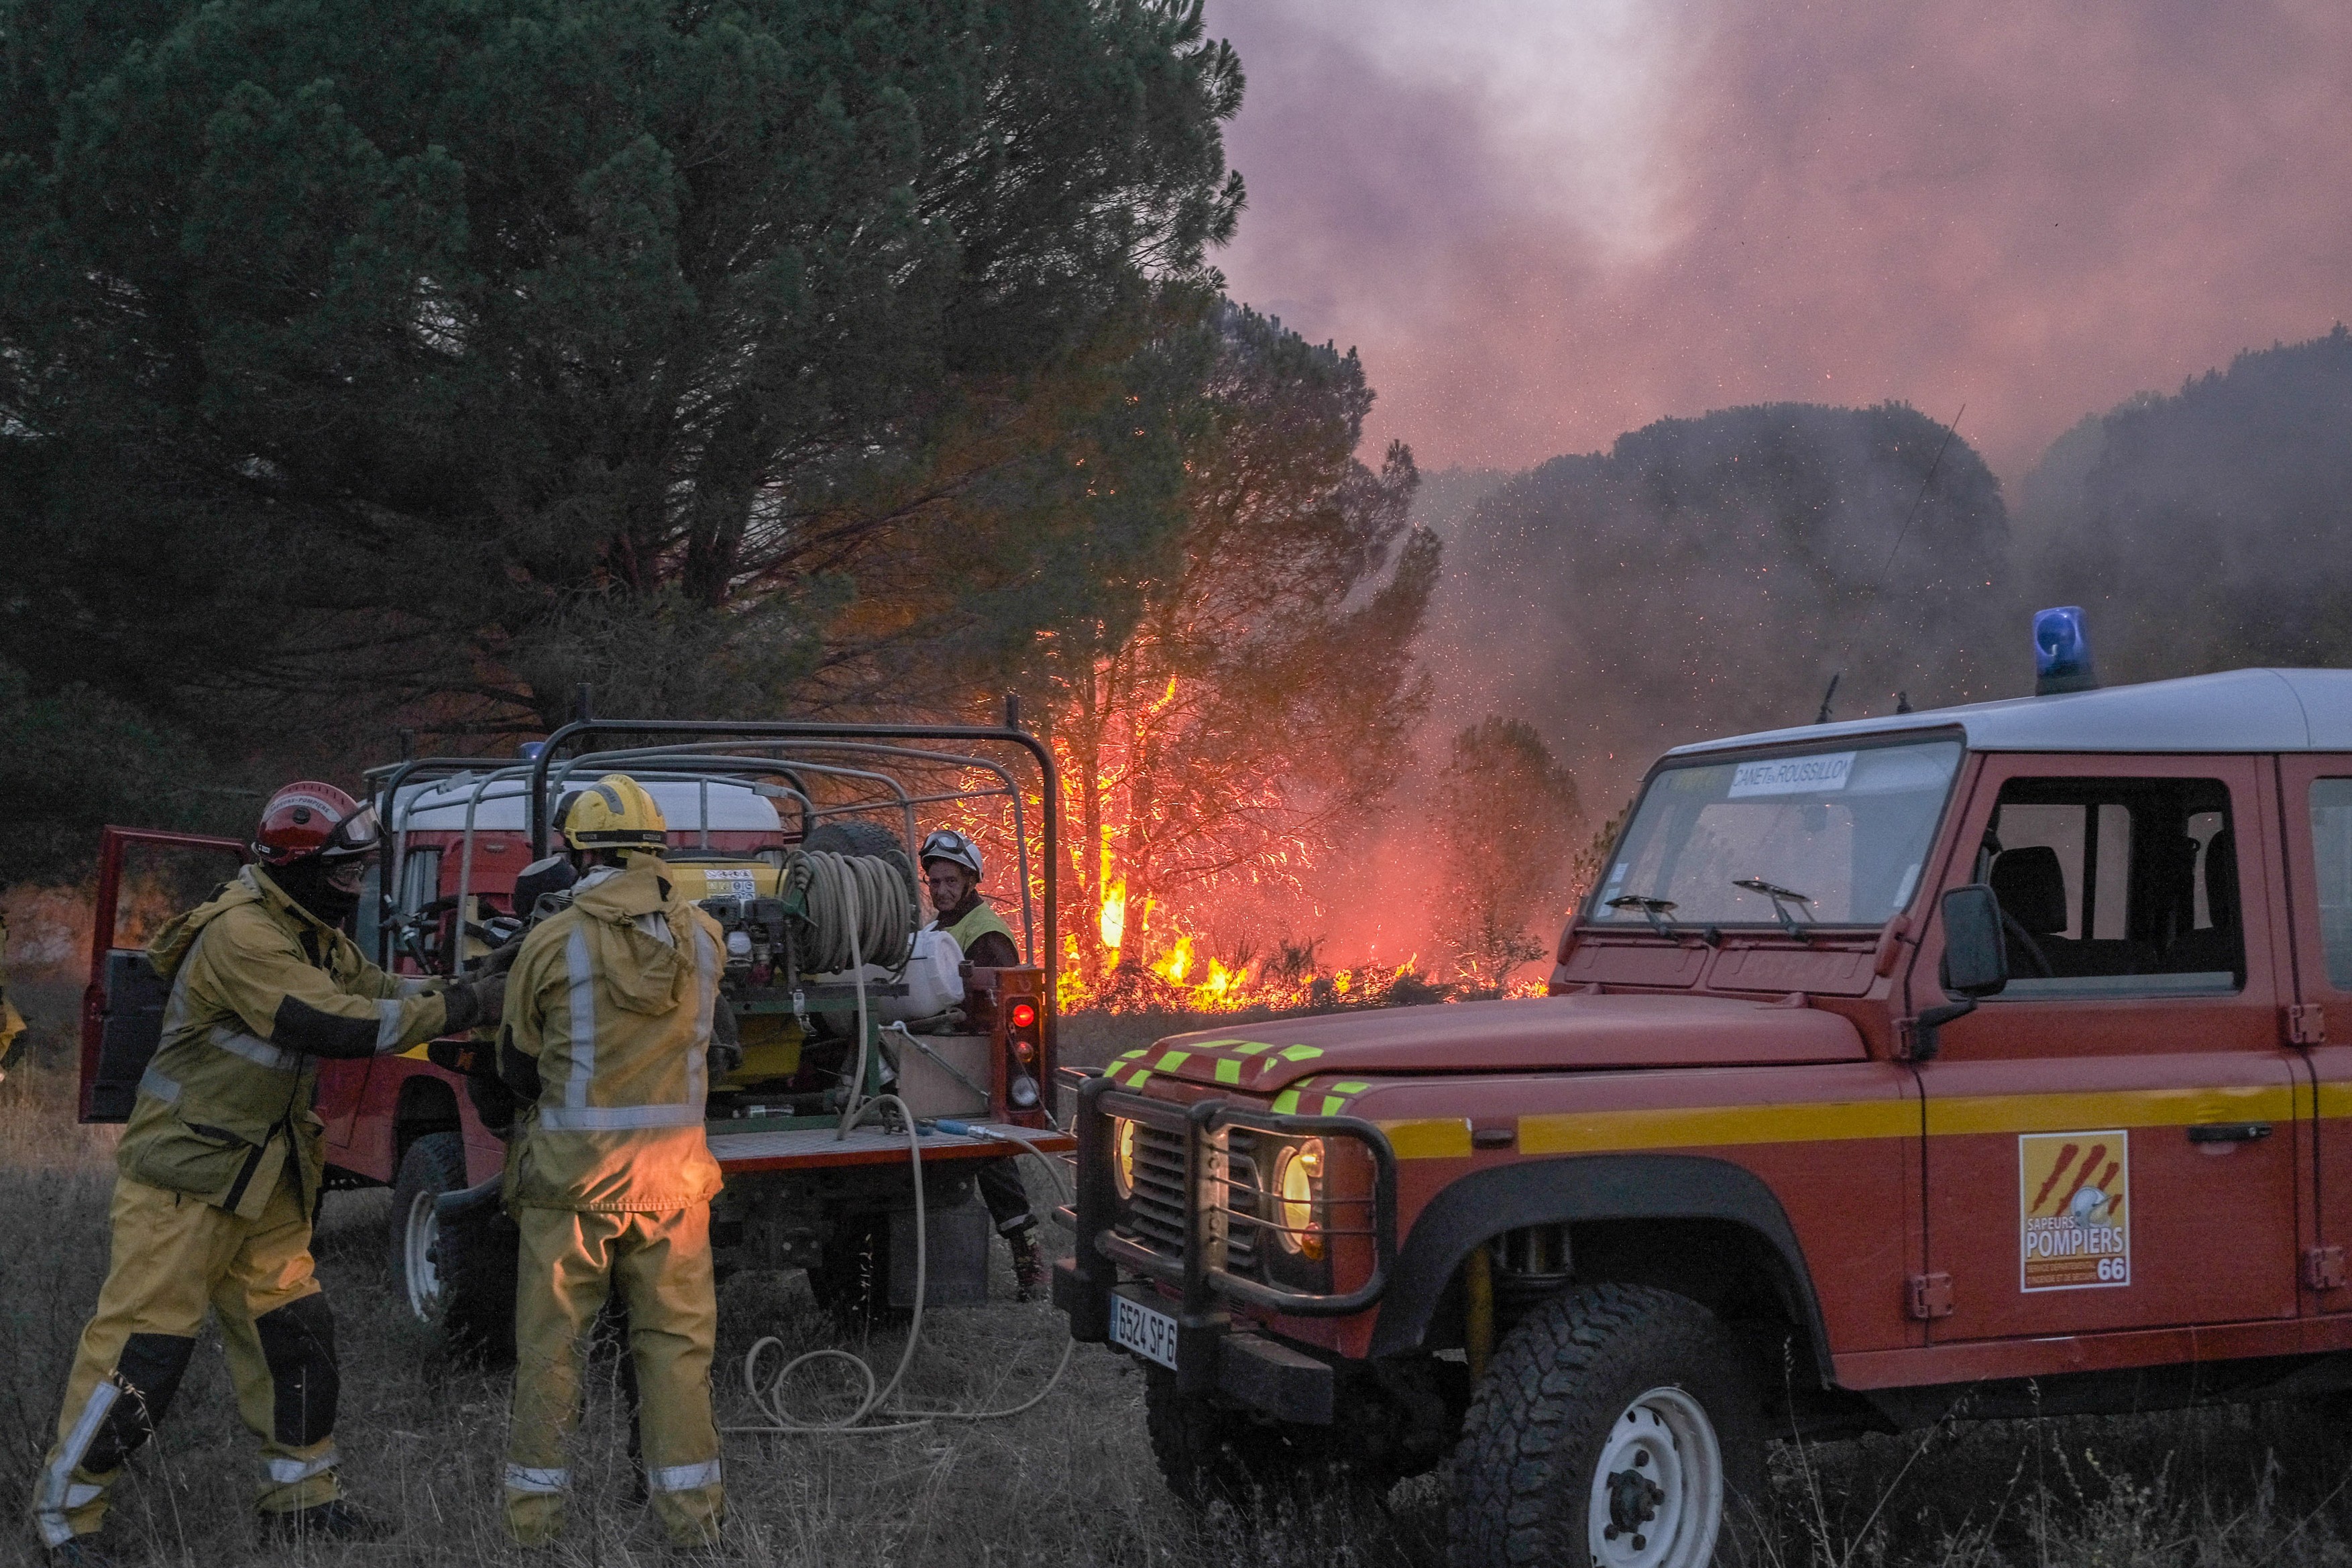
top-left (1054, 1070), bottom-right (1398, 1406)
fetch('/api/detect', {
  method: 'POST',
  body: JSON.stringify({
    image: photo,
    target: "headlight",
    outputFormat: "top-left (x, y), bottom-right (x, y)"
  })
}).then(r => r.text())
top-left (1273, 1138), bottom-right (1325, 1260)
top-left (1112, 1117), bottom-right (1138, 1202)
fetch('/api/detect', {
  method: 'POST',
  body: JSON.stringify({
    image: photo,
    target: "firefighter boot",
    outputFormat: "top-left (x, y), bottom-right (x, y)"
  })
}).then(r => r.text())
top-left (1007, 1229), bottom-right (1044, 1302)
top-left (259, 1499), bottom-right (392, 1545)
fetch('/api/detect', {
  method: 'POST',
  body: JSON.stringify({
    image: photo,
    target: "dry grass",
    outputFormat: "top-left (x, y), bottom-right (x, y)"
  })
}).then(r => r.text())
top-left (5, 1016), bottom-right (2352, 1565)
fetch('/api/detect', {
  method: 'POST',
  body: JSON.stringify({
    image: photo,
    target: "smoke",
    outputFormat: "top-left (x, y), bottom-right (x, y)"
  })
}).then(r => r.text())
top-left (1209, 0), bottom-right (2352, 485)
top-left (2021, 326), bottom-right (2352, 683)
top-left (1425, 402), bottom-right (2012, 807)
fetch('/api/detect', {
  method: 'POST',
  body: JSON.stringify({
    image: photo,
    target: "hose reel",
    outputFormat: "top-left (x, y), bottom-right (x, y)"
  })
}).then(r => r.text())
top-left (784, 848), bottom-right (915, 975)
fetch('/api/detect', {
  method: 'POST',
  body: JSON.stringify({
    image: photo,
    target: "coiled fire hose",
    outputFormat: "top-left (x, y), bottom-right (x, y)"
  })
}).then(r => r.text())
top-left (726, 1095), bottom-right (1077, 1436)
top-left (786, 850), bottom-right (914, 975)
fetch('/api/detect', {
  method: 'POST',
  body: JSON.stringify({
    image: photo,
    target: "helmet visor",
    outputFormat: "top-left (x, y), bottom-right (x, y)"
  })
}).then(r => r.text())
top-left (921, 829), bottom-right (977, 860)
top-left (321, 802), bottom-right (381, 860)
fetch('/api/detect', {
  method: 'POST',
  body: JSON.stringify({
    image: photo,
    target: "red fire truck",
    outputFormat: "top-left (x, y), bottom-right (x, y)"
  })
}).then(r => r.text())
top-left (82, 716), bottom-right (1071, 1359)
top-left (1058, 650), bottom-right (2352, 1566)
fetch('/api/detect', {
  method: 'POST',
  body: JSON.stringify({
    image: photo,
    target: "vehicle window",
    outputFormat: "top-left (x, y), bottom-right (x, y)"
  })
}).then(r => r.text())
top-left (1984, 777), bottom-right (2242, 998)
top-left (2307, 781), bottom-right (2352, 989)
top-left (1595, 740), bottom-right (1962, 928)
top-left (396, 847), bottom-right (443, 915)
top-left (111, 841), bottom-right (247, 949)
top-left (352, 862), bottom-right (382, 959)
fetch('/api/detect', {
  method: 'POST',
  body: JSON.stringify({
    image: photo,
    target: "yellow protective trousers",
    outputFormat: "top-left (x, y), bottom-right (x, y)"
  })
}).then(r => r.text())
top-left (505, 1202), bottom-right (722, 1547)
top-left (33, 1174), bottom-right (341, 1548)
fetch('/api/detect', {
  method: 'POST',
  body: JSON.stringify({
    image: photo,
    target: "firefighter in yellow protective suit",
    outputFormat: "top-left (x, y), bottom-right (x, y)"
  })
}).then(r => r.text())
top-left (496, 775), bottom-right (726, 1548)
top-left (32, 783), bottom-right (507, 1563)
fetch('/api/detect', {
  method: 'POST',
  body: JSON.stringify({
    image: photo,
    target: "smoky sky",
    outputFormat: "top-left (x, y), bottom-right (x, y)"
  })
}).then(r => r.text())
top-left (1205, 0), bottom-right (2352, 484)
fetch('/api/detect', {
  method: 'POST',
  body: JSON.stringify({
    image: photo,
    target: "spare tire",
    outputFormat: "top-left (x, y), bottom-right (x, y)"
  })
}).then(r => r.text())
top-left (388, 1131), bottom-right (518, 1368)
top-left (802, 820), bottom-right (918, 906)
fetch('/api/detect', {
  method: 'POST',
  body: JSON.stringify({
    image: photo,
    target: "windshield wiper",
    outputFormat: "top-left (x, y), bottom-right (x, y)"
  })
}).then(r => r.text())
top-left (1605, 893), bottom-right (1679, 936)
top-left (1733, 878), bottom-right (1815, 940)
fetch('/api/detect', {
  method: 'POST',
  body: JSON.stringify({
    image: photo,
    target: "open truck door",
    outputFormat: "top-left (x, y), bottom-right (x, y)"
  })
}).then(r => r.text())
top-left (78, 827), bottom-right (249, 1123)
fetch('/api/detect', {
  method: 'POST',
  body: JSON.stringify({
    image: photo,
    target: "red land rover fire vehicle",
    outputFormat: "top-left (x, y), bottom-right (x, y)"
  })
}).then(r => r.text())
top-left (1058, 653), bottom-right (2352, 1567)
top-left (82, 716), bottom-right (1070, 1357)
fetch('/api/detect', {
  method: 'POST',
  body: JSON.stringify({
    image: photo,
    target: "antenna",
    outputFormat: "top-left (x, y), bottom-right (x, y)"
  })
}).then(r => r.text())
top-left (1815, 404), bottom-right (1967, 720)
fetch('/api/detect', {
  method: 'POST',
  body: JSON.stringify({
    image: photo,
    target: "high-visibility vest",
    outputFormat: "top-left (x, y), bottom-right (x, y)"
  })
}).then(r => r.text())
top-left (127, 866), bottom-right (451, 1217)
top-left (934, 900), bottom-right (1016, 959)
top-left (504, 858), bottom-right (724, 1213)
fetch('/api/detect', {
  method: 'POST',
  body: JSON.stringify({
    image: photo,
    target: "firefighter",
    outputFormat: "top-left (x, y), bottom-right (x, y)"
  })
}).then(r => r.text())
top-left (917, 829), bottom-right (1043, 1300)
top-left (496, 775), bottom-right (726, 1549)
top-left (32, 783), bottom-right (506, 1561)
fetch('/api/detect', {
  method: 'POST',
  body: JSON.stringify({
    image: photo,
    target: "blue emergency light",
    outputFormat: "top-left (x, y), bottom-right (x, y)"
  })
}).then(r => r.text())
top-left (518, 740), bottom-right (547, 760)
top-left (2033, 606), bottom-right (2098, 695)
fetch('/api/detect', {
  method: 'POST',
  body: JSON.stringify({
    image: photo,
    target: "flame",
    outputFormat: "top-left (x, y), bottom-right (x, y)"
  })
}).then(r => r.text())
top-left (1099, 879), bottom-right (1127, 952)
top-left (1152, 934), bottom-right (1194, 984)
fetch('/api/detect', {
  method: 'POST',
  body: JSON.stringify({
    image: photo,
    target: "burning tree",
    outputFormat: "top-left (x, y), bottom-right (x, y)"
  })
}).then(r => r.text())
top-left (1433, 716), bottom-right (1584, 991)
top-left (1031, 304), bottom-right (1438, 995)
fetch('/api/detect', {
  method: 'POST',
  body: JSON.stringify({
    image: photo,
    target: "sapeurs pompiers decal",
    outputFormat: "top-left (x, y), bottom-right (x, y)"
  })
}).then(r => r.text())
top-left (2019, 1131), bottom-right (2130, 1290)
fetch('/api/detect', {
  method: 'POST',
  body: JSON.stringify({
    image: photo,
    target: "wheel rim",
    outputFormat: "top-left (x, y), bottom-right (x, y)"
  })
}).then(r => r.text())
top-left (1586, 1385), bottom-right (1724, 1568)
top-left (403, 1189), bottom-right (444, 1322)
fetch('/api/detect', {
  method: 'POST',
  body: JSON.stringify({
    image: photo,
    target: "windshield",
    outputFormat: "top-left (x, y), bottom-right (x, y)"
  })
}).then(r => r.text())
top-left (1593, 739), bottom-right (1963, 929)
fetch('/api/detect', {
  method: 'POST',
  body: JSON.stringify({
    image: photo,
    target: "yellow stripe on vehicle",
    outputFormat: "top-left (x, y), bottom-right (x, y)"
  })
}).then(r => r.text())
top-left (1520, 1100), bottom-right (1916, 1154)
top-left (1155, 1050), bottom-right (1192, 1072)
top-left (1213, 1058), bottom-right (1243, 1084)
top-left (1280, 1045), bottom-right (1323, 1062)
top-left (1272, 1089), bottom-right (1300, 1114)
top-left (1924, 1083), bottom-right (2295, 1136)
top-left (1517, 1083), bottom-right (2301, 1156)
top-left (1377, 1118), bottom-right (1474, 1159)
top-left (1230, 1041), bottom-right (1278, 1056)
top-left (2305, 1082), bottom-right (2352, 1119)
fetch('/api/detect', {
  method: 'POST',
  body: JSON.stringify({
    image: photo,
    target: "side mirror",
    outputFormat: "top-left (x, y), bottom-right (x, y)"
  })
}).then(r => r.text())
top-left (1938, 883), bottom-right (2010, 998)
top-left (1910, 884), bottom-right (2008, 1063)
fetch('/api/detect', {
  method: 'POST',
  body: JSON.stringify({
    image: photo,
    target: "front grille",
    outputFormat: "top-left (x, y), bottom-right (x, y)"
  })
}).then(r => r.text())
top-left (1123, 1123), bottom-right (1260, 1274)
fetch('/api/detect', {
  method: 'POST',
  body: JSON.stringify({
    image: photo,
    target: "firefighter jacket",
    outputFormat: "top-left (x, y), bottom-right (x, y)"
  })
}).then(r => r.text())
top-left (127, 865), bottom-right (459, 1219)
top-left (501, 857), bottom-right (724, 1214)
top-left (932, 899), bottom-right (1017, 966)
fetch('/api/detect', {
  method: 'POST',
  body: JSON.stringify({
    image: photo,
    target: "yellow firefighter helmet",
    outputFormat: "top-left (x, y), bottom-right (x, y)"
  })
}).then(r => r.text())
top-left (557, 773), bottom-right (669, 852)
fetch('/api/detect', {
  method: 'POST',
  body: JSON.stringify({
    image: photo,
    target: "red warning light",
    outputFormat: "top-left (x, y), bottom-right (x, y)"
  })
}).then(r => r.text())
top-left (1009, 1001), bottom-right (1038, 1031)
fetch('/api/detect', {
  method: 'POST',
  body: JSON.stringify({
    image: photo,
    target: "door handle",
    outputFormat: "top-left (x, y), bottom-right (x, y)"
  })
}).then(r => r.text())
top-left (2187, 1121), bottom-right (2272, 1143)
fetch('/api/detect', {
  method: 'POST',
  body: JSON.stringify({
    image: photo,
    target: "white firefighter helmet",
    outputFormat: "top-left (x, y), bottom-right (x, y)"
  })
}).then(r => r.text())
top-left (919, 828), bottom-right (984, 883)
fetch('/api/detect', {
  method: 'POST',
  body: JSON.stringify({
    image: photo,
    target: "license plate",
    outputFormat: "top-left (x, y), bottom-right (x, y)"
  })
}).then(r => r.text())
top-left (1111, 1292), bottom-right (1180, 1369)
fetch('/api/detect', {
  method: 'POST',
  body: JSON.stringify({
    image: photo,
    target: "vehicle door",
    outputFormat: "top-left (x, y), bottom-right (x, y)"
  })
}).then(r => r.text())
top-left (79, 827), bottom-right (250, 1122)
top-left (1913, 754), bottom-right (2300, 1342)
top-left (2274, 754), bottom-right (2352, 1308)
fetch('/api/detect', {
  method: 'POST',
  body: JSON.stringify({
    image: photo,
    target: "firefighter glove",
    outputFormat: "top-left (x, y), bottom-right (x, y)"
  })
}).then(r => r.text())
top-left (444, 972), bottom-right (508, 1032)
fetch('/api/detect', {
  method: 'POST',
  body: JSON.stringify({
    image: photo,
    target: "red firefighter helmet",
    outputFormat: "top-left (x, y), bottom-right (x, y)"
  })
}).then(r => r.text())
top-left (253, 781), bottom-right (381, 866)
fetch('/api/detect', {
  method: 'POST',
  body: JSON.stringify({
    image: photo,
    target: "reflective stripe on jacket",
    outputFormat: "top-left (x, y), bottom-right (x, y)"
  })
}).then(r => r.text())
top-left (125, 865), bottom-right (451, 1217)
top-left (504, 856), bottom-right (724, 1213)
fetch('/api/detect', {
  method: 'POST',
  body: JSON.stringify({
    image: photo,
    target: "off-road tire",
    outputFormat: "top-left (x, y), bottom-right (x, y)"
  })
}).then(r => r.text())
top-left (1143, 1363), bottom-right (1351, 1513)
top-left (388, 1131), bottom-right (518, 1368)
top-left (801, 820), bottom-right (919, 907)
top-left (1447, 1283), bottom-right (1765, 1568)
